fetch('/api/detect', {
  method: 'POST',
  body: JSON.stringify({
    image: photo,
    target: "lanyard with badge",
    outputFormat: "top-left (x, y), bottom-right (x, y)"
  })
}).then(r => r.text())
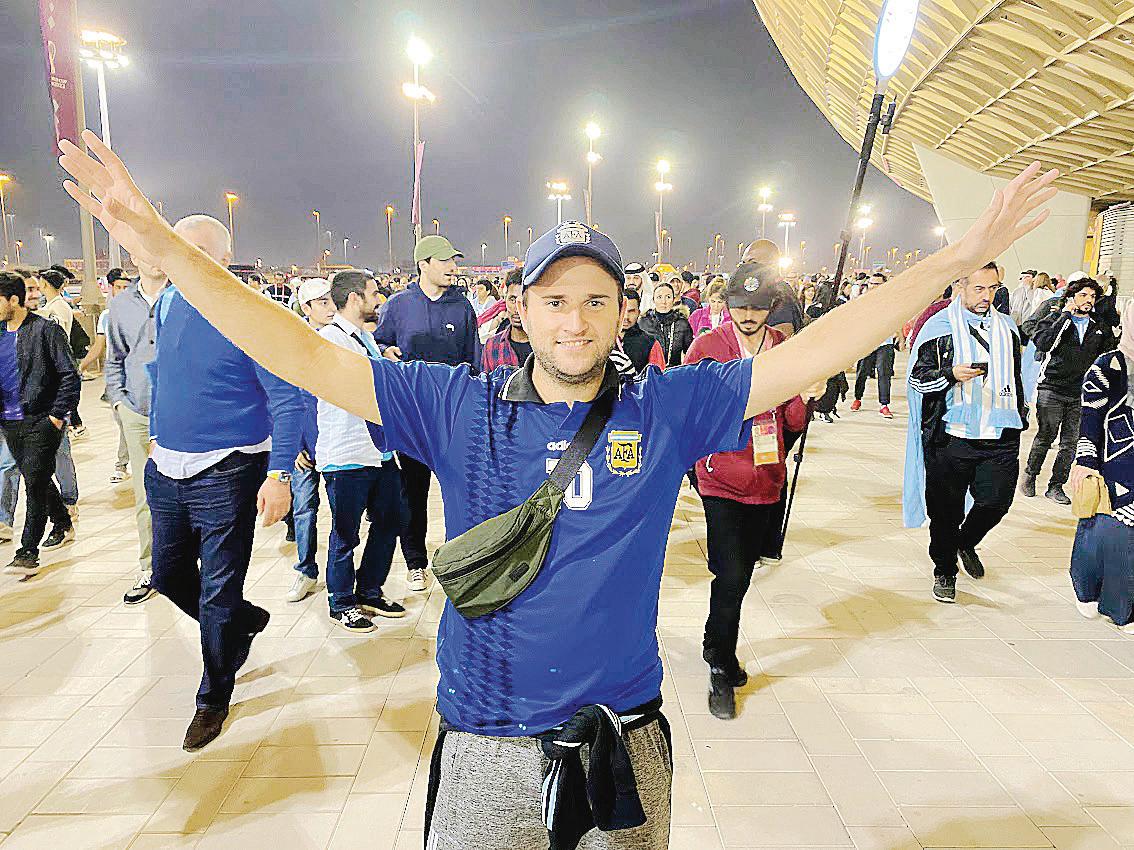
top-left (746, 325), bottom-right (780, 467)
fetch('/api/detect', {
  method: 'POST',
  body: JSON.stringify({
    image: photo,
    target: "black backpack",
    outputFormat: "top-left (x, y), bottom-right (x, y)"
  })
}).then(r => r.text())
top-left (69, 318), bottom-right (91, 360)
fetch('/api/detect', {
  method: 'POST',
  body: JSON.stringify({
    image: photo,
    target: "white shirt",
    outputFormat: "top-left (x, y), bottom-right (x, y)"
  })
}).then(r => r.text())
top-left (150, 438), bottom-right (273, 480)
top-left (39, 295), bottom-right (74, 337)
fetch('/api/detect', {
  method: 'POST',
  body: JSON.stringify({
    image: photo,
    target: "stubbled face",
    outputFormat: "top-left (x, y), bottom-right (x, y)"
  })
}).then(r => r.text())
top-left (302, 295), bottom-right (335, 328)
top-left (23, 277), bottom-right (42, 310)
top-left (730, 304), bottom-right (771, 336)
top-left (505, 284), bottom-right (523, 327)
top-left (653, 285), bottom-right (675, 313)
top-left (961, 268), bottom-right (1000, 315)
top-left (519, 256), bottom-right (623, 386)
top-left (625, 274), bottom-right (643, 291)
top-left (422, 257), bottom-right (458, 289)
top-left (1070, 287), bottom-right (1097, 315)
top-left (355, 280), bottom-right (382, 323)
top-left (622, 298), bottom-right (641, 330)
top-left (0, 295), bottom-right (20, 322)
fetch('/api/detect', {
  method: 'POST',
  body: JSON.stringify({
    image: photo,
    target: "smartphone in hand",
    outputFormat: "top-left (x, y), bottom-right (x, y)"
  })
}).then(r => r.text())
top-left (969, 362), bottom-right (989, 376)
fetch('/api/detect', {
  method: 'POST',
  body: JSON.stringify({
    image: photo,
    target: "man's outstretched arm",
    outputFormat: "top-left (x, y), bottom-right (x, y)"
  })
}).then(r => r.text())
top-left (57, 131), bottom-right (382, 425)
top-left (744, 161), bottom-right (1060, 420)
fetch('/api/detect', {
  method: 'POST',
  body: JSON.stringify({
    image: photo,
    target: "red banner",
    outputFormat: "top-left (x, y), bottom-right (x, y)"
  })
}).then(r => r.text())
top-left (38, 0), bottom-right (83, 156)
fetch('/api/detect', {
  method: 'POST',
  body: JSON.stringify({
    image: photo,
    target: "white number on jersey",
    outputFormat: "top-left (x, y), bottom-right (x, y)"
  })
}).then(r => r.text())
top-left (545, 458), bottom-right (593, 510)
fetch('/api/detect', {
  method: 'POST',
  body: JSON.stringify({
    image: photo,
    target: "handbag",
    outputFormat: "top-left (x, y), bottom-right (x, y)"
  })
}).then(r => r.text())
top-left (1072, 474), bottom-right (1112, 519)
top-left (430, 388), bottom-right (616, 619)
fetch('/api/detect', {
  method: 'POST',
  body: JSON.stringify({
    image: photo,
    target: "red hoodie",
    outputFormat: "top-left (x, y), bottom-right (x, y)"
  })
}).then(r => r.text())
top-left (684, 324), bottom-right (808, 505)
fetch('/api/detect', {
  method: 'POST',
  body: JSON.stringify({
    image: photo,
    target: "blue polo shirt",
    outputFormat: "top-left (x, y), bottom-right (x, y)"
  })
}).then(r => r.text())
top-left (367, 355), bottom-right (752, 735)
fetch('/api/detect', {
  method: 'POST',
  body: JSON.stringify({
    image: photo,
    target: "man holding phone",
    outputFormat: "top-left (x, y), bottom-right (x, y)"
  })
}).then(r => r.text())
top-left (904, 262), bottom-right (1029, 603)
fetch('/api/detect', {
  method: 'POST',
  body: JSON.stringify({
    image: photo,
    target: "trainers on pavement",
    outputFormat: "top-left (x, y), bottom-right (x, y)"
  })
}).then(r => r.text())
top-left (1075, 599), bottom-right (1100, 619)
top-left (879, 405), bottom-right (894, 419)
top-left (109, 466), bottom-right (129, 484)
top-left (286, 573), bottom-right (318, 603)
top-left (42, 526), bottom-right (75, 550)
top-left (359, 596), bottom-right (407, 619)
top-left (1045, 485), bottom-right (1071, 506)
top-left (1020, 473), bottom-right (1037, 498)
top-left (849, 399), bottom-right (862, 412)
top-left (407, 568), bottom-right (428, 592)
top-left (123, 575), bottom-right (157, 605)
top-left (3, 552), bottom-right (39, 577)
top-left (330, 607), bottom-right (376, 633)
top-left (66, 505), bottom-right (79, 523)
top-left (958, 547), bottom-right (985, 579)
top-left (708, 669), bottom-right (737, 720)
top-left (933, 575), bottom-right (957, 603)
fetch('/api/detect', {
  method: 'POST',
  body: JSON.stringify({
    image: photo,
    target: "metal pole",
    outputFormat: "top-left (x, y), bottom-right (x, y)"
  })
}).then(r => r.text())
top-left (343, 237), bottom-right (349, 262)
top-left (95, 62), bottom-right (122, 270)
top-left (760, 209), bottom-right (766, 240)
top-left (657, 191), bottom-right (664, 261)
top-left (412, 63), bottom-right (422, 243)
top-left (586, 140), bottom-right (594, 227)
top-left (313, 211), bottom-right (321, 270)
top-left (45, 237), bottom-right (52, 266)
top-left (387, 213), bottom-right (394, 272)
top-left (227, 198), bottom-right (236, 259)
top-left (557, 197), bottom-right (563, 225)
top-left (0, 183), bottom-right (9, 265)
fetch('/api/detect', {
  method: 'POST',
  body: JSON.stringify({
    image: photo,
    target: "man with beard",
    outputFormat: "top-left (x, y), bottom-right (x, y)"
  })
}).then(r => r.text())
top-left (685, 265), bottom-right (820, 718)
top-left (59, 131), bottom-right (1058, 848)
top-left (613, 289), bottom-right (664, 378)
top-left (481, 268), bottom-right (532, 371)
top-left (317, 271), bottom-right (407, 630)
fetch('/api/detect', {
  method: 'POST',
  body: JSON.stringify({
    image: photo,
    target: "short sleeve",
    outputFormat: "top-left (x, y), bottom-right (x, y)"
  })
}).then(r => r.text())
top-left (648, 358), bottom-right (752, 468)
top-left (366, 358), bottom-right (478, 468)
top-left (97, 312), bottom-right (108, 335)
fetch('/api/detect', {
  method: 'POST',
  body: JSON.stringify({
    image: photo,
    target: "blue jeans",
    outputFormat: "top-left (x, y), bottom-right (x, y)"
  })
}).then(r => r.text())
top-left (291, 466), bottom-right (321, 580)
top-left (324, 464), bottom-right (406, 613)
top-left (55, 431), bottom-right (78, 507)
top-left (146, 452), bottom-right (268, 710)
top-left (0, 435), bottom-right (20, 527)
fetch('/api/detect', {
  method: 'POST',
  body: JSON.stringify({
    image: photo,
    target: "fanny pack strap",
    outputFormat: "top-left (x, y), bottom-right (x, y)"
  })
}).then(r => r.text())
top-left (547, 388), bottom-right (616, 492)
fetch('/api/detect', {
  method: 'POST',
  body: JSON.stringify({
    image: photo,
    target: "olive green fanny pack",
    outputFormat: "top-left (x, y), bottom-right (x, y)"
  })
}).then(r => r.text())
top-left (431, 389), bottom-right (616, 619)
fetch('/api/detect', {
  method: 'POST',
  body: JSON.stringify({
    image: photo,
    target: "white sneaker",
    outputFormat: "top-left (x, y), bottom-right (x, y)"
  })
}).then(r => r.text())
top-left (407, 568), bottom-right (428, 592)
top-left (286, 573), bottom-right (318, 603)
top-left (1075, 599), bottom-right (1101, 619)
top-left (0, 523), bottom-right (12, 544)
top-left (109, 467), bottom-right (129, 484)
top-left (1121, 621), bottom-right (1134, 636)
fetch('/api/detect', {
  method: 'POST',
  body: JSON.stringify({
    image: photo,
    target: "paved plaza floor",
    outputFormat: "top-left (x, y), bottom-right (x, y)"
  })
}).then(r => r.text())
top-left (0, 375), bottom-right (1132, 849)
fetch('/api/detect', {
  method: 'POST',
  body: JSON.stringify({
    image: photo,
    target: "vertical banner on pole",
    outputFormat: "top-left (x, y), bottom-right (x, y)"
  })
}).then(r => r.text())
top-left (38, 0), bottom-right (82, 156)
top-left (411, 141), bottom-right (425, 230)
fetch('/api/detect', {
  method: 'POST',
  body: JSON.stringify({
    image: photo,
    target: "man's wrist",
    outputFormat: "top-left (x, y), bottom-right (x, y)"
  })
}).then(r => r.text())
top-left (266, 469), bottom-right (292, 483)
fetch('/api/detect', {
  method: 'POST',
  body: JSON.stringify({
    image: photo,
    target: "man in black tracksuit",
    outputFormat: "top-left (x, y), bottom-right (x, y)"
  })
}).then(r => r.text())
top-left (1020, 278), bottom-right (1112, 504)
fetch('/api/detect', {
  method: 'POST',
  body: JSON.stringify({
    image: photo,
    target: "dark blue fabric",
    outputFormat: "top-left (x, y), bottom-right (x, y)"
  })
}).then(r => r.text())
top-left (290, 466), bottom-right (321, 580)
top-left (373, 282), bottom-right (479, 367)
top-left (0, 330), bottom-right (23, 421)
top-left (1071, 514), bottom-right (1134, 626)
top-left (145, 452), bottom-right (267, 709)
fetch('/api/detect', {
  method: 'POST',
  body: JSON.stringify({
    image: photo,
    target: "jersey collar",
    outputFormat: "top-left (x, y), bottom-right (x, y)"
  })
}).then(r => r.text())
top-left (499, 354), bottom-right (621, 404)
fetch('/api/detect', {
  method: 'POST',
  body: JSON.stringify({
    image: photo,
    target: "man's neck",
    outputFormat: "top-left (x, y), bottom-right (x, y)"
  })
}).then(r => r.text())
top-left (735, 327), bottom-right (765, 357)
top-left (509, 324), bottom-right (529, 344)
top-left (531, 360), bottom-right (604, 407)
top-left (336, 310), bottom-right (366, 332)
top-left (420, 278), bottom-right (446, 300)
top-left (140, 275), bottom-right (168, 298)
top-left (5, 306), bottom-right (29, 330)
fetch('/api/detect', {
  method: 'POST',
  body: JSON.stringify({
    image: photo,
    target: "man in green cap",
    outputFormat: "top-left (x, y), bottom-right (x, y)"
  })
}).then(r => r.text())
top-left (374, 234), bottom-right (478, 592)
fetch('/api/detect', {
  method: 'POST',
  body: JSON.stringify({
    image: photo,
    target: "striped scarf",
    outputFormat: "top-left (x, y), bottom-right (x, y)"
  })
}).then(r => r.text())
top-left (943, 296), bottom-right (1022, 437)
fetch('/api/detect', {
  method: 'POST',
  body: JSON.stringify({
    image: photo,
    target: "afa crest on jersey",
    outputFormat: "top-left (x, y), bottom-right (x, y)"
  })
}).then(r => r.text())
top-left (606, 429), bottom-right (643, 476)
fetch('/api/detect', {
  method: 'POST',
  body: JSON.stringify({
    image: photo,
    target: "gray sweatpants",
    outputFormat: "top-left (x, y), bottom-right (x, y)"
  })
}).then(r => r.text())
top-left (426, 719), bottom-right (673, 850)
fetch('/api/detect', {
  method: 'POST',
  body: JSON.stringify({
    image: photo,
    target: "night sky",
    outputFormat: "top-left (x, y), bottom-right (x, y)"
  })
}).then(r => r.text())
top-left (1, 0), bottom-right (939, 271)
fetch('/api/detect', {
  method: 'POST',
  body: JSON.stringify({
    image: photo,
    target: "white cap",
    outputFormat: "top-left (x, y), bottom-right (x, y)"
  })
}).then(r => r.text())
top-left (297, 277), bottom-right (331, 304)
top-left (1066, 271), bottom-right (1089, 283)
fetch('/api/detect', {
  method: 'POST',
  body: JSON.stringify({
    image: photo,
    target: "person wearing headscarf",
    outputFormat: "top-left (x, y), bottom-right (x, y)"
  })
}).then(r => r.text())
top-left (1067, 299), bottom-right (1134, 634)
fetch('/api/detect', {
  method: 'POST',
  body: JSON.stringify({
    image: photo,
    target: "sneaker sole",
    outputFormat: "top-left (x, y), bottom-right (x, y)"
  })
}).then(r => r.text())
top-left (4, 566), bottom-right (39, 577)
top-left (42, 536), bottom-right (75, 551)
top-left (123, 588), bottom-right (158, 605)
top-left (329, 616), bottom-right (376, 633)
top-left (933, 593), bottom-right (956, 604)
top-left (359, 605), bottom-right (408, 619)
top-left (286, 583), bottom-right (318, 603)
top-left (407, 583), bottom-right (428, 592)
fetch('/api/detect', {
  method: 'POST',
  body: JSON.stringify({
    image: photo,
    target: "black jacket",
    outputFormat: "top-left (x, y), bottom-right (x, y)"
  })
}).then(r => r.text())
top-left (637, 310), bottom-right (692, 367)
top-left (3, 312), bottom-right (81, 421)
top-left (620, 324), bottom-right (658, 373)
top-left (909, 331), bottom-right (1028, 448)
top-left (1029, 305), bottom-right (1113, 398)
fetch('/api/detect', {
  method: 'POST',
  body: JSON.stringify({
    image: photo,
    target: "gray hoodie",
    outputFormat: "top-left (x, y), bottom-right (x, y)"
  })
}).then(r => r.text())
top-left (105, 280), bottom-right (165, 417)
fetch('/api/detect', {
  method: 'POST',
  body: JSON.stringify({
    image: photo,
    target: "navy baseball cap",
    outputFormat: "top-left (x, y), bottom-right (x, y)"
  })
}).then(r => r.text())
top-left (522, 222), bottom-right (625, 290)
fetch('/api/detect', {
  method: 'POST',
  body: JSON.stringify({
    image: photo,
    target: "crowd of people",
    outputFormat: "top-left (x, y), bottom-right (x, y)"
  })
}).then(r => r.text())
top-left (0, 134), bottom-right (1123, 847)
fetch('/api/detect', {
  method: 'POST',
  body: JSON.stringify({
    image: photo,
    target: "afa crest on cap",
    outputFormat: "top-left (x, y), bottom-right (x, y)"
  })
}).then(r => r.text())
top-left (555, 222), bottom-right (591, 246)
top-left (744, 276), bottom-right (762, 292)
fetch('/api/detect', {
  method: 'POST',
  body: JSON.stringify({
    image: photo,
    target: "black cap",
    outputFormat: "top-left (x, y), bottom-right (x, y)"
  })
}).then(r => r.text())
top-left (725, 262), bottom-right (784, 311)
top-left (680, 270), bottom-right (696, 284)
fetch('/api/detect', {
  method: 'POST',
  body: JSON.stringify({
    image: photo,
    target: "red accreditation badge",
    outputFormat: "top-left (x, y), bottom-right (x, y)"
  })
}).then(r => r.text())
top-left (752, 414), bottom-right (779, 467)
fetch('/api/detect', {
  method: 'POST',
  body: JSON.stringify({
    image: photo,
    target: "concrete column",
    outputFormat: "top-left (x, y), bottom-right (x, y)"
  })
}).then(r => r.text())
top-left (914, 144), bottom-right (1091, 288)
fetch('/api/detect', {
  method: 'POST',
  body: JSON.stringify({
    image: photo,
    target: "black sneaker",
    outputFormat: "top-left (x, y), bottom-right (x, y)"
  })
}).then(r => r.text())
top-left (933, 575), bottom-right (957, 603)
top-left (41, 526), bottom-right (75, 550)
top-left (285, 526), bottom-right (296, 543)
top-left (3, 552), bottom-right (39, 577)
top-left (123, 575), bottom-right (157, 605)
top-left (958, 547), bottom-right (985, 579)
top-left (330, 607), bottom-right (376, 633)
top-left (1045, 485), bottom-right (1071, 506)
top-left (183, 706), bottom-right (228, 751)
top-left (232, 606), bottom-right (271, 673)
top-left (1020, 473), bottom-right (1037, 498)
top-left (708, 669), bottom-right (737, 719)
top-left (359, 596), bottom-right (407, 619)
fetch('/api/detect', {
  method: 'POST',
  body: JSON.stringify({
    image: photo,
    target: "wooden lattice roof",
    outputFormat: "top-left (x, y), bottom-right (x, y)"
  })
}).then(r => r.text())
top-left (754, 0), bottom-right (1134, 202)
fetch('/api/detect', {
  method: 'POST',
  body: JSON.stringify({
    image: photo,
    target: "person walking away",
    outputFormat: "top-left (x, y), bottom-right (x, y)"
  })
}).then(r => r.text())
top-left (0, 273), bottom-right (80, 577)
top-left (1067, 299), bottom-right (1134, 632)
top-left (316, 271), bottom-right (408, 630)
top-left (374, 235), bottom-right (478, 593)
top-left (685, 266), bottom-right (816, 718)
top-left (904, 262), bottom-right (1028, 603)
top-left (144, 215), bottom-right (302, 750)
top-left (1021, 277), bottom-right (1110, 504)
top-left (106, 258), bottom-right (170, 604)
top-left (849, 273), bottom-right (897, 418)
top-left (285, 278), bottom-right (335, 603)
top-left (638, 281), bottom-right (693, 367)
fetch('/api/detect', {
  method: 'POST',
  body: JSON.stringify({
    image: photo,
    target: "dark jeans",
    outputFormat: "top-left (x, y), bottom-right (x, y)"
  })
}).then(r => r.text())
top-left (145, 452), bottom-right (268, 710)
top-left (324, 464), bottom-right (407, 613)
top-left (2, 417), bottom-right (70, 557)
top-left (854, 343), bottom-right (895, 406)
top-left (290, 466), bottom-right (321, 580)
top-left (398, 453), bottom-right (432, 571)
top-left (1026, 388), bottom-right (1081, 486)
top-left (702, 495), bottom-right (776, 671)
top-left (924, 434), bottom-right (1019, 578)
top-left (1071, 514), bottom-right (1134, 626)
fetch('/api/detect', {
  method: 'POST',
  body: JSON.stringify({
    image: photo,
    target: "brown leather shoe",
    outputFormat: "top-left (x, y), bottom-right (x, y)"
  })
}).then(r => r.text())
top-left (183, 707), bottom-right (228, 751)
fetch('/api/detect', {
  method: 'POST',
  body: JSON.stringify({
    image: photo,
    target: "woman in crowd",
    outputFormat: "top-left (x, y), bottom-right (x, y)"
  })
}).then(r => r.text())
top-left (638, 280), bottom-right (693, 367)
top-left (689, 280), bottom-right (731, 336)
top-left (1069, 300), bottom-right (1134, 634)
top-left (799, 280), bottom-right (820, 324)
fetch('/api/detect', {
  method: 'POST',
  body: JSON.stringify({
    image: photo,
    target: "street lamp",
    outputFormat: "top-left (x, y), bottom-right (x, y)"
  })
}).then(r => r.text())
top-left (546, 180), bottom-right (571, 225)
top-left (224, 192), bottom-right (239, 258)
top-left (0, 173), bottom-right (11, 265)
top-left (343, 236), bottom-right (350, 262)
top-left (584, 122), bottom-right (602, 226)
top-left (432, 218), bottom-right (440, 235)
top-left (312, 210), bottom-right (321, 269)
top-left (13, 240), bottom-right (22, 265)
top-left (527, 226), bottom-right (533, 248)
top-left (855, 210), bottom-right (873, 267)
top-left (934, 225), bottom-right (947, 248)
top-left (655, 160), bottom-right (673, 262)
top-left (385, 205), bottom-right (396, 271)
top-left (757, 186), bottom-right (773, 240)
top-left (778, 212), bottom-right (797, 256)
top-left (404, 35), bottom-right (435, 242)
top-left (503, 215), bottom-right (511, 259)
top-left (42, 232), bottom-right (54, 265)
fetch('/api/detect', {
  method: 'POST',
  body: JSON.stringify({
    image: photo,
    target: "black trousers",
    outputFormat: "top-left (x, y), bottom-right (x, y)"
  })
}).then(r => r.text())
top-left (398, 453), bottom-right (432, 571)
top-left (1025, 388), bottom-right (1081, 486)
top-left (924, 434), bottom-right (1018, 578)
top-left (2, 417), bottom-right (70, 557)
top-left (854, 343), bottom-right (895, 406)
top-left (702, 495), bottom-right (776, 671)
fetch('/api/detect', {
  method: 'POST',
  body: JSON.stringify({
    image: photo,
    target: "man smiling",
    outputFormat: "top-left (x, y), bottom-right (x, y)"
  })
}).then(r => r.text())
top-left (59, 130), bottom-right (1057, 849)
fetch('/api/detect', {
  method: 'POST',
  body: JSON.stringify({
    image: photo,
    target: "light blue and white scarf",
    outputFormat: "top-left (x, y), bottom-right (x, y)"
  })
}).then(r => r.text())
top-left (941, 296), bottom-right (1022, 438)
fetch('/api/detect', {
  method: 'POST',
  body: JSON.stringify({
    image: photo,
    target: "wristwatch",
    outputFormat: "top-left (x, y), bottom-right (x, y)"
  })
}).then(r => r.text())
top-left (267, 470), bottom-right (292, 484)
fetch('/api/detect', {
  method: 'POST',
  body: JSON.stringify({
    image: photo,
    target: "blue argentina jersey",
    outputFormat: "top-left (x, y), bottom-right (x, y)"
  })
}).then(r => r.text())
top-left (367, 355), bottom-right (752, 735)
